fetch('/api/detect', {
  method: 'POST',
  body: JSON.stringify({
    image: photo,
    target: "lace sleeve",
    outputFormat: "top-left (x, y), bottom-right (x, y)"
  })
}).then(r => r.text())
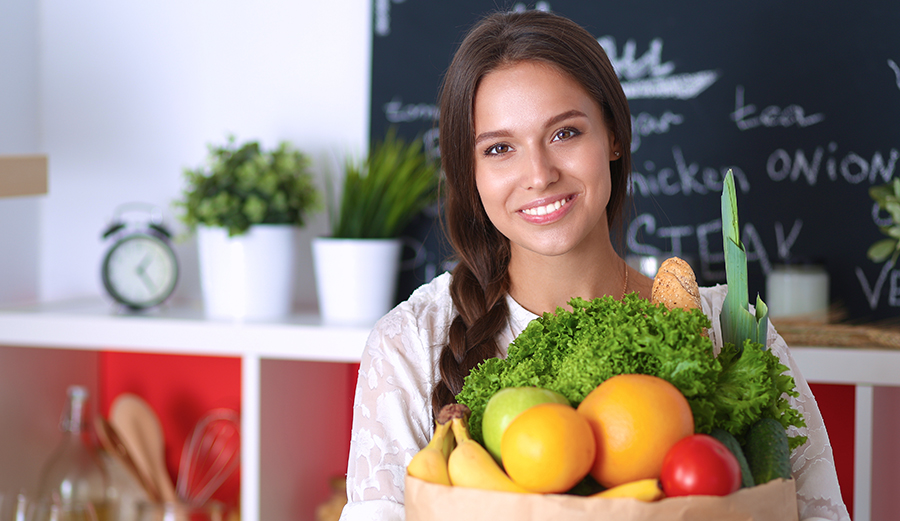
top-left (767, 328), bottom-right (852, 521)
top-left (339, 294), bottom-right (445, 521)
top-left (700, 285), bottom-right (851, 521)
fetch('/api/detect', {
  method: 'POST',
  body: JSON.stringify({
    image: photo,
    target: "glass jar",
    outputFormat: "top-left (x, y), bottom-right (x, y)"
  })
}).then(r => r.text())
top-left (35, 386), bottom-right (111, 521)
top-left (766, 264), bottom-right (830, 322)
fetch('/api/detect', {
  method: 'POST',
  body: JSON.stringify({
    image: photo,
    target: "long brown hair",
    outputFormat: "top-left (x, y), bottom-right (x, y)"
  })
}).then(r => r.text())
top-left (432, 10), bottom-right (633, 415)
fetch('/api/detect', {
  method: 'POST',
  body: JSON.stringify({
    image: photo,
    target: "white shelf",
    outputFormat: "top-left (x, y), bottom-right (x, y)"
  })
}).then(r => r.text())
top-left (0, 298), bottom-right (370, 362)
top-left (789, 345), bottom-right (900, 521)
top-left (790, 346), bottom-right (900, 386)
top-left (0, 298), bottom-right (371, 521)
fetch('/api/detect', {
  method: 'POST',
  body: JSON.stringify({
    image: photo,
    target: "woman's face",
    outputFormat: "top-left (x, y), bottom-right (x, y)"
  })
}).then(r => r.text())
top-left (473, 60), bottom-right (618, 260)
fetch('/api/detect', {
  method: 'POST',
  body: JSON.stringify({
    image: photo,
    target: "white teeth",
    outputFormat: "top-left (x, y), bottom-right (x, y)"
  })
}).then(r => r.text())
top-left (523, 198), bottom-right (567, 216)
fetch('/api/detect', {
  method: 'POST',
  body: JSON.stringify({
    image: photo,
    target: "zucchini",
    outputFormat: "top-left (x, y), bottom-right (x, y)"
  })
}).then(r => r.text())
top-left (743, 417), bottom-right (792, 485)
top-left (710, 428), bottom-right (755, 488)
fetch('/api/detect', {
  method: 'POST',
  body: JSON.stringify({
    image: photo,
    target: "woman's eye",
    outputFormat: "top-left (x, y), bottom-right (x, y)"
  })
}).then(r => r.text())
top-left (484, 143), bottom-right (511, 156)
top-left (552, 128), bottom-right (580, 142)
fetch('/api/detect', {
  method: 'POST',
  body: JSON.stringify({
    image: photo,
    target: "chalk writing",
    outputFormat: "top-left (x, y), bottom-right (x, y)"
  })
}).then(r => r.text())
top-left (775, 220), bottom-right (803, 260)
top-left (383, 97), bottom-right (440, 123)
top-left (600, 37), bottom-right (674, 80)
top-left (627, 213), bottom-right (775, 283)
top-left (598, 37), bottom-right (719, 100)
top-left (767, 145), bottom-right (899, 186)
top-left (856, 259), bottom-right (900, 309)
top-left (374, 0), bottom-right (391, 36)
top-left (374, 0), bottom-right (408, 37)
top-left (367, 0), bottom-right (900, 319)
top-left (731, 86), bottom-right (824, 130)
top-left (631, 111), bottom-right (684, 152)
top-left (873, 201), bottom-right (894, 228)
top-left (512, 2), bottom-right (550, 13)
top-left (889, 59), bottom-right (900, 90)
top-left (630, 147), bottom-right (748, 196)
top-left (623, 71), bottom-right (720, 100)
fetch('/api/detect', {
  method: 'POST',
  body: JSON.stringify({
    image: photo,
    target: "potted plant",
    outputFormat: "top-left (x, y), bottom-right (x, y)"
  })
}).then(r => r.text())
top-left (175, 136), bottom-right (321, 320)
top-left (313, 128), bottom-right (440, 325)
top-left (867, 178), bottom-right (900, 265)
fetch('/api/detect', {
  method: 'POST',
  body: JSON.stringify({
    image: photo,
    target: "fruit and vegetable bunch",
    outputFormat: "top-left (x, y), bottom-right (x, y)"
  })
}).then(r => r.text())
top-left (408, 375), bottom-right (791, 502)
top-left (455, 278), bottom-right (805, 453)
top-left (406, 170), bottom-right (803, 505)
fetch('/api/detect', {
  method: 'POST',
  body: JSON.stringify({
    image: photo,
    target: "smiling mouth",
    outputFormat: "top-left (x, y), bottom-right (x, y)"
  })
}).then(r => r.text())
top-left (521, 196), bottom-right (573, 217)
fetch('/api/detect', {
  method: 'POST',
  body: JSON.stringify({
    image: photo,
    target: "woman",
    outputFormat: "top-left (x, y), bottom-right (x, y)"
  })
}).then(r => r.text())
top-left (340, 10), bottom-right (848, 521)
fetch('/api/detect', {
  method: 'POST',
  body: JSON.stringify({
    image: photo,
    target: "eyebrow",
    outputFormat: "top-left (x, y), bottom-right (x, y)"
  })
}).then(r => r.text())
top-left (473, 109), bottom-right (589, 146)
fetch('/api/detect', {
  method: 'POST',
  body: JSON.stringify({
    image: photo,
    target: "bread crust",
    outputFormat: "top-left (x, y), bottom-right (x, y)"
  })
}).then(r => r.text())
top-left (650, 257), bottom-right (701, 311)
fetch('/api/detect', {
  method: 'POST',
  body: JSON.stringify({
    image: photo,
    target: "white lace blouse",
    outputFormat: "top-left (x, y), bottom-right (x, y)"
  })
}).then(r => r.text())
top-left (339, 272), bottom-right (850, 521)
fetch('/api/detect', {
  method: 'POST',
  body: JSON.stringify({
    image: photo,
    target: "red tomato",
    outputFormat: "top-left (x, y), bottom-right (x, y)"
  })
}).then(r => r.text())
top-left (660, 434), bottom-right (742, 497)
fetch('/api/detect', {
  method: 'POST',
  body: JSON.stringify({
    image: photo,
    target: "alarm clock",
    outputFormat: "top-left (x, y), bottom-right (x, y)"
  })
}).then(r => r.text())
top-left (101, 203), bottom-right (179, 310)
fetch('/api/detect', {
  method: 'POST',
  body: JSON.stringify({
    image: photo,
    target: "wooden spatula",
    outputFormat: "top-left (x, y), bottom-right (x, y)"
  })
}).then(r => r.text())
top-left (109, 393), bottom-right (179, 505)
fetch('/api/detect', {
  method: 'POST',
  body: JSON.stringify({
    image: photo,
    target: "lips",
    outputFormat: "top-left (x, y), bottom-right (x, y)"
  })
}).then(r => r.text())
top-left (518, 195), bottom-right (575, 222)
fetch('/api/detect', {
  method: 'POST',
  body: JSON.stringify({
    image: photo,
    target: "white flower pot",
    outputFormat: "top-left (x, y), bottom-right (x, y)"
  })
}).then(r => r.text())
top-left (312, 237), bottom-right (403, 326)
top-left (197, 224), bottom-right (297, 320)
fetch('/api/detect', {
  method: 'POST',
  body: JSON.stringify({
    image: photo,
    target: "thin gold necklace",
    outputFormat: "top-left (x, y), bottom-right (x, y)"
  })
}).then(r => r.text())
top-left (621, 261), bottom-right (629, 299)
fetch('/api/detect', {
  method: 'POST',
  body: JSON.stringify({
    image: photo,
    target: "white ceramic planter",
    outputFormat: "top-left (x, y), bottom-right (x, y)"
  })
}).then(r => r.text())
top-left (197, 224), bottom-right (297, 320)
top-left (312, 237), bottom-right (403, 326)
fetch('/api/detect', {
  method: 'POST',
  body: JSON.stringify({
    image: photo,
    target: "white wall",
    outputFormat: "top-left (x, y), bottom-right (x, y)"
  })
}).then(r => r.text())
top-left (0, 0), bottom-right (372, 508)
top-left (0, 0), bottom-right (41, 306)
top-left (19, 0), bottom-right (371, 308)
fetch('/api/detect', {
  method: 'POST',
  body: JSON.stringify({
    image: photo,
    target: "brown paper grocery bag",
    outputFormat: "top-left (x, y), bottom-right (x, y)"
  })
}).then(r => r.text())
top-left (405, 475), bottom-right (798, 521)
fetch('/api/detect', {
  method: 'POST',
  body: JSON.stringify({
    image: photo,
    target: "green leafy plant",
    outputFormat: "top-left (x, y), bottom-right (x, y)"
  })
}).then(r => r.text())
top-left (867, 178), bottom-right (900, 264)
top-left (327, 128), bottom-right (440, 238)
top-left (175, 136), bottom-right (321, 236)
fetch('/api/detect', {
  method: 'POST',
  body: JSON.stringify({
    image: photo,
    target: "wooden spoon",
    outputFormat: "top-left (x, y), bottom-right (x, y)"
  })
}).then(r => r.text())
top-left (95, 414), bottom-right (161, 503)
top-left (109, 393), bottom-right (179, 505)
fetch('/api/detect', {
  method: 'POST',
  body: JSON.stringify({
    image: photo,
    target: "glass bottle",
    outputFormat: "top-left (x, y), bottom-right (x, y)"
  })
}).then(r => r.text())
top-left (36, 385), bottom-right (111, 521)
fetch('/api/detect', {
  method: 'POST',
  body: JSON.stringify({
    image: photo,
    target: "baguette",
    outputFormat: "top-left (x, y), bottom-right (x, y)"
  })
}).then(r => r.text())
top-left (650, 257), bottom-right (701, 311)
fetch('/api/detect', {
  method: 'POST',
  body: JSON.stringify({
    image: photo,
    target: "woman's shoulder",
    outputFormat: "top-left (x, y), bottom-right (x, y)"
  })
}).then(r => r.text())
top-left (406, 271), bottom-right (454, 310)
top-left (395, 271), bottom-right (455, 325)
top-left (367, 271), bottom-right (456, 349)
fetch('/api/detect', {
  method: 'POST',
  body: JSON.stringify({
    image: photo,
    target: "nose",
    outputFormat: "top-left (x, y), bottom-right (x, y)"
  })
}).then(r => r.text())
top-left (522, 144), bottom-right (559, 190)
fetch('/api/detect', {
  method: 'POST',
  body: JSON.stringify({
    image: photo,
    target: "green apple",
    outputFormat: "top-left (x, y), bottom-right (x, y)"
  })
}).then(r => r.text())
top-left (481, 386), bottom-right (569, 463)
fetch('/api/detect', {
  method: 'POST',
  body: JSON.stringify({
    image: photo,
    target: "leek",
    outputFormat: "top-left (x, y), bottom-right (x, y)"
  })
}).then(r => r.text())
top-left (720, 170), bottom-right (770, 348)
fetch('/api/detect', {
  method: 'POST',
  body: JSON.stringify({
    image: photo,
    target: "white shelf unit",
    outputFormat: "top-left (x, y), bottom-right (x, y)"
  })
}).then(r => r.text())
top-left (0, 299), bottom-right (371, 521)
top-left (788, 347), bottom-right (900, 521)
top-left (2, 301), bottom-right (899, 521)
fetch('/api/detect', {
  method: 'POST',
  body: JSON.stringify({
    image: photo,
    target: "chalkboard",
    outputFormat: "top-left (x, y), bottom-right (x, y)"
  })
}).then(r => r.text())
top-left (371, 0), bottom-right (900, 322)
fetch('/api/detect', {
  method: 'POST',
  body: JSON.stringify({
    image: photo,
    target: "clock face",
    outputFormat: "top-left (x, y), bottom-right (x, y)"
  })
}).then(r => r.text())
top-left (102, 234), bottom-right (178, 308)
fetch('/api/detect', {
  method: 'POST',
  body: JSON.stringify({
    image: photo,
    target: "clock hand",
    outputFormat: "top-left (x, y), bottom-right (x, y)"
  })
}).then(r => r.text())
top-left (139, 271), bottom-right (157, 293)
top-left (136, 253), bottom-right (152, 275)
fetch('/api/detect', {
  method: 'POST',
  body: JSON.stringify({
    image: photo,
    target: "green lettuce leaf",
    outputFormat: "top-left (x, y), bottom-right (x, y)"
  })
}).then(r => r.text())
top-left (455, 294), bottom-right (806, 450)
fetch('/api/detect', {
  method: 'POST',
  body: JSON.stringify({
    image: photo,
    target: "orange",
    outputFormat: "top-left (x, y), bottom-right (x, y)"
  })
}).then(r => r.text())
top-left (500, 402), bottom-right (596, 493)
top-left (576, 373), bottom-right (694, 488)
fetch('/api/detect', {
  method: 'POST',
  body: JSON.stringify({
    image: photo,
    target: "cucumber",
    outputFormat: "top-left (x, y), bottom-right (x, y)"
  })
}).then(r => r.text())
top-left (743, 417), bottom-right (792, 485)
top-left (710, 428), bottom-right (755, 488)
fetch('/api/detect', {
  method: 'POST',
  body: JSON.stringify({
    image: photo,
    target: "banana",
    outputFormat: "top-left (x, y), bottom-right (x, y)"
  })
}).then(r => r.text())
top-left (406, 415), bottom-right (455, 486)
top-left (591, 478), bottom-right (665, 502)
top-left (445, 404), bottom-right (531, 494)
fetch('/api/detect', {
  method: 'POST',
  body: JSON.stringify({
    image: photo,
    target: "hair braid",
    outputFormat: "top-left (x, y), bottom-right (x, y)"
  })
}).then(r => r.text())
top-left (431, 239), bottom-right (510, 416)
